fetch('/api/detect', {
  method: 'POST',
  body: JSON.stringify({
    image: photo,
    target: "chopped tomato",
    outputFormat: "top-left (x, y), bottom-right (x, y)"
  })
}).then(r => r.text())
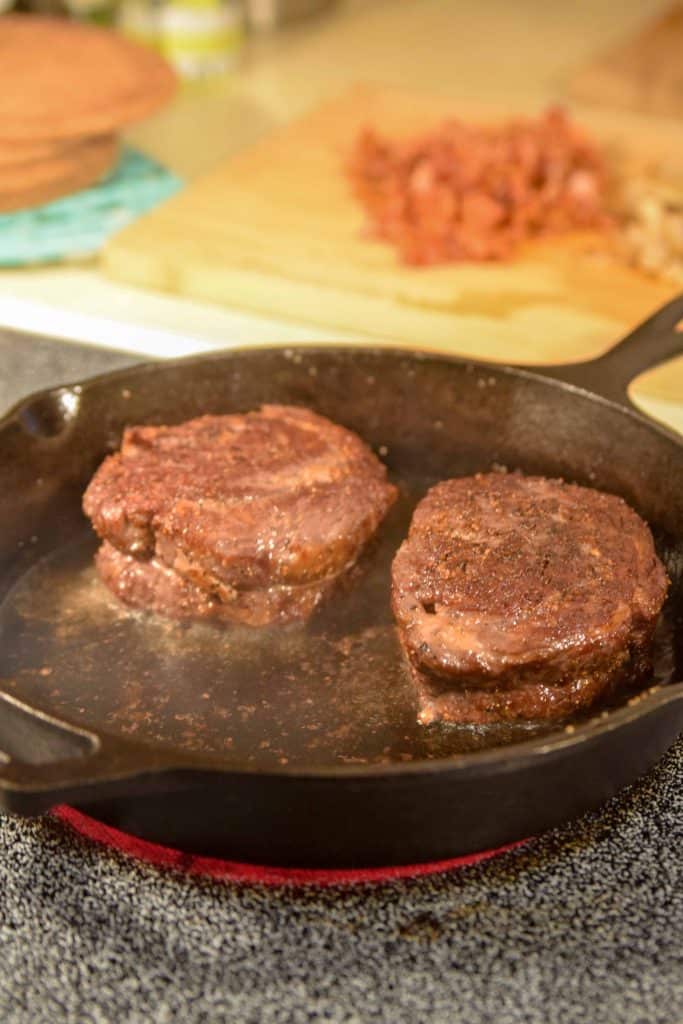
top-left (348, 108), bottom-right (609, 265)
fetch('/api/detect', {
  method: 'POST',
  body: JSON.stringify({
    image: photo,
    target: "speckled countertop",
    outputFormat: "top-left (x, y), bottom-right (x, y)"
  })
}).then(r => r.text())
top-left (0, 330), bottom-right (681, 1024)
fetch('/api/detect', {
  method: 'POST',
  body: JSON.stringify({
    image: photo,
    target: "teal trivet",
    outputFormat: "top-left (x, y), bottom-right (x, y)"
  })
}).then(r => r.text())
top-left (0, 148), bottom-right (181, 267)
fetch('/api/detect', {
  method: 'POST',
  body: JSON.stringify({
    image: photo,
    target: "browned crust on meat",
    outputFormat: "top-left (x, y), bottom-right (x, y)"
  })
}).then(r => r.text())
top-left (391, 473), bottom-right (668, 725)
top-left (154, 474), bottom-right (393, 596)
top-left (84, 405), bottom-right (395, 565)
top-left (96, 542), bottom-right (336, 627)
top-left (85, 406), bottom-right (396, 626)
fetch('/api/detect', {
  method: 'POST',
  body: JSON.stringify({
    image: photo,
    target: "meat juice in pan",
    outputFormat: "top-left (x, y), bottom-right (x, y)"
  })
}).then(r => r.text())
top-left (0, 474), bottom-right (676, 769)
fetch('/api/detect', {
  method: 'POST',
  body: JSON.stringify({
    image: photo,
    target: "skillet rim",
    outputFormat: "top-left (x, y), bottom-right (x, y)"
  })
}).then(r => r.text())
top-left (3, 338), bottom-right (683, 440)
top-left (0, 341), bottom-right (681, 786)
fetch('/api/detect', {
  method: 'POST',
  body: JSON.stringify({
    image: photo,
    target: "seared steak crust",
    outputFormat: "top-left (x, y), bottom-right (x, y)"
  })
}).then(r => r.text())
top-left (84, 405), bottom-right (396, 625)
top-left (391, 473), bottom-right (668, 724)
top-left (96, 542), bottom-right (334, 627)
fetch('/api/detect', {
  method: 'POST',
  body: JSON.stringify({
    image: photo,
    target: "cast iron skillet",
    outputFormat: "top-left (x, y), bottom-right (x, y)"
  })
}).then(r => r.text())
top-left (0, 297), bottom-right (682, 868)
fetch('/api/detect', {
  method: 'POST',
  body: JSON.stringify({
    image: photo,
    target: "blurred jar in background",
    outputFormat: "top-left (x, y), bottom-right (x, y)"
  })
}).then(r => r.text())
top-left (2, 0), bottom-right (336, 75)
top-left (118, 0), bottom-right (244, 77)
top-left (244, 0), bottom-right (334, 31)
top-left (64, 0), bottom-right (117, 23)
top-left (116, 0), bottom-right (161, 46)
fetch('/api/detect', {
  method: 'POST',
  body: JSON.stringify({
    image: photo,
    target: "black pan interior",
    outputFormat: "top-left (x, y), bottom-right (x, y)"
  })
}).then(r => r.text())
top-left (0, 347), bottom-right (681, 771)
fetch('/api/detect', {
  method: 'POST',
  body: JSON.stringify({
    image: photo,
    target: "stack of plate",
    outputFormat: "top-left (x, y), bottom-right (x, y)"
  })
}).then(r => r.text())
top-left (0, 14), bottom-right (176, 212)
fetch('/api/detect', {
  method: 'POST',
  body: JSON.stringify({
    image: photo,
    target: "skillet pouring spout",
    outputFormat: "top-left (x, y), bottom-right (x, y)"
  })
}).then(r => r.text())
top-left (0, 295), bottom-right (681, 866)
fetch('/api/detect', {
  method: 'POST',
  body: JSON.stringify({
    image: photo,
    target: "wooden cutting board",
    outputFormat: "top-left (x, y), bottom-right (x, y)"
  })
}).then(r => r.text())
top-left (103, 85), bottom-right (680, 366)
top-left (572, 4), bottom-right (683, 119)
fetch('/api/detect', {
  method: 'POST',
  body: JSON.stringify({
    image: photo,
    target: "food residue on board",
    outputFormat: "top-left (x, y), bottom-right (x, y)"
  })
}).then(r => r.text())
top-left (614, 169), bottom-right (683, 286)
top-left (347, 106), bottom-right (610, 265)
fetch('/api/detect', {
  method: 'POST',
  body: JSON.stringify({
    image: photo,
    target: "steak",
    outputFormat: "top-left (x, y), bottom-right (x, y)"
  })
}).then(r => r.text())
top-left (84, 405), bottom-right (396, 625)
top-left (391, 473), bottom-right (668, 725)
top-left (96, 542), bottom-right (333, 627)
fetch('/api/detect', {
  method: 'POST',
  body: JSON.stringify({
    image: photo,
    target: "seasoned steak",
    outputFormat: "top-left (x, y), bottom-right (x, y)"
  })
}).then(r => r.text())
top-left (391, 473), bottom-right (668, 725)
top-left (84, 406), bottom-right (396, 625)
top-left (96, 542), bottom-right (333, 627)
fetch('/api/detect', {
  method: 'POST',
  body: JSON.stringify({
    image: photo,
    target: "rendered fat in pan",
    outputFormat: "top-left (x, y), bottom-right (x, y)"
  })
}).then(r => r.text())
top-left (0, 296), bottom-right (681, 867)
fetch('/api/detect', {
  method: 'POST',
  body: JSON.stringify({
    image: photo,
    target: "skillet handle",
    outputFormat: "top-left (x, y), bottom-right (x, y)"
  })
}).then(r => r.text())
top-left (0, 692), bottom-right (179, 815)
top-left (527, 293), bottom-right (683, 410)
